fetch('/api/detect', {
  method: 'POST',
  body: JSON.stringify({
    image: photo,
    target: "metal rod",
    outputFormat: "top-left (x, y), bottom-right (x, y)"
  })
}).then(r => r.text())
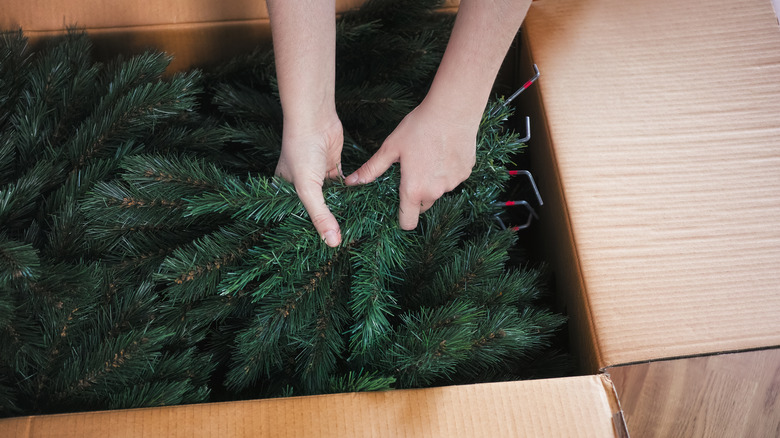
top-left (506, 170), bottom-right (543, 206)
top-left (518, 116), bottom-right (531, 143)
top-left (503, 64), bottom-right (540, 107)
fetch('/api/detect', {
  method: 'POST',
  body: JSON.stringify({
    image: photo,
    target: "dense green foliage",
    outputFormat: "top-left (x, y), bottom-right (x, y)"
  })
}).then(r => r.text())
top-left (0, 0), bottom-right (565, 417)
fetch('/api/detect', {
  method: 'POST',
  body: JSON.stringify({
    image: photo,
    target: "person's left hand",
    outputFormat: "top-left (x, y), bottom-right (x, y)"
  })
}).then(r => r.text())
top-left (275, 114), bottom-right (344, 247)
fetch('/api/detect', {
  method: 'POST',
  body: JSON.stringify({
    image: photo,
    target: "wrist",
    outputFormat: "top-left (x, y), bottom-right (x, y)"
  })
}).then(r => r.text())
top-left (419, 89), bottom-right (485, 131)
top-left (281, 106), bottom-right (342, 139)
top-left (282, 97), bottom-right (338, 128)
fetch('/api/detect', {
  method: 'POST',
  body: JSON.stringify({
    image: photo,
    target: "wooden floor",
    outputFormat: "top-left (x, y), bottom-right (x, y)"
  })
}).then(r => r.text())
top-left (608, 348), bottom-right (780, 438)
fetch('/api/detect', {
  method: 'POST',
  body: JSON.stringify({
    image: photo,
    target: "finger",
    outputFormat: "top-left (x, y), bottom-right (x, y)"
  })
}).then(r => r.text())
top-left (419, 198), bottom-right (436, 214)
top-left (344, 146), bottom-right (397, 186)
top-left (398, 194), bottom-right (422, 231)
top-left (325, 162), bottom-right (343, 180)
top-left (296, 183), bottom-right (341, 247)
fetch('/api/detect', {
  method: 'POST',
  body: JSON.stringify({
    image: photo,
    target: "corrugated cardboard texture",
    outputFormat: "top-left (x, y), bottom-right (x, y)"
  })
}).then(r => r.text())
top-left (0, 376), bottom-right (619, 438)
top-left (1, 1), bottom-right (459, 72)
top-left (1, 0), bottom-right (461, 30)
top-left (0, 0), bottom-right (365, 30)
top-left (524, 0), bottom-right (780, 368)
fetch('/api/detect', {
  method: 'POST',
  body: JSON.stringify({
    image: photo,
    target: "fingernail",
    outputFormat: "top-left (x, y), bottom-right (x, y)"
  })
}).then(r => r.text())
top-left (345, 173), bottom-right (358, 185)
top-left (324, 230), bottom-right (340, 247)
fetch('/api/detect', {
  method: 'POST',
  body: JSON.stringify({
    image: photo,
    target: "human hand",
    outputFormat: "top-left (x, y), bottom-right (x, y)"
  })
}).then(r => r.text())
top-left (338, 0), bottom-right (528, 230)
top-left (275, 115), bottom-right (344, 247)
top-left (344, 100), bottom-right (478, 230)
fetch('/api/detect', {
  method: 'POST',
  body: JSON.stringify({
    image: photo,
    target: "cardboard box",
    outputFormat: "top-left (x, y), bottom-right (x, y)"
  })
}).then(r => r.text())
top-left (0, 0), bottom-right (459, 72)
top-left (523, 0), bottom-right (780, 371)
top-left (1, 0), bottom-right (779, 436)
top-left (0, 377), bottom-right (622, 437)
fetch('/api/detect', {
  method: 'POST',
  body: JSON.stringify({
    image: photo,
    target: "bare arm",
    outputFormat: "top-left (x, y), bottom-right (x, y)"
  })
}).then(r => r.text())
top-left (424, 0), bottom-right (531, 129)
top-left (345, 0), bottom-right (532, 229)
top-left (267, 0), bottom-right (343, 247)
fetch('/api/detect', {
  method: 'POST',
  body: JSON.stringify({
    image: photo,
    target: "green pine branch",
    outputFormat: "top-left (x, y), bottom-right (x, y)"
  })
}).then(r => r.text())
top-left (0, 30), bottom-right (31, 132)
top-left (156, 220), bottom-right (267, 304)
top-left (386, 299), bottom-right (480, 388)
top-left (0, 1), bottom-right (566, 415)
top-left (326, 369), bottom-right (395, 394)
top-left (0, 160), bottom-right (63, 232)
top-left (63, 70), bottom-right (201, 171)
top-left (7, 32), bottom-right (97, 170)
top-left (421, 229), bottom-right (516, 306)
top-left (0, 234), bottom-right (40, 285)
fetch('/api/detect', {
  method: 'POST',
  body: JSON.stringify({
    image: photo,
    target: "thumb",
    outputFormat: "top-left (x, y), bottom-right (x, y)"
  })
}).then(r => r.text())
top-left (344, 146), bottom-right (397, 186)
top-left (296, 183), bottom-right (341, 247)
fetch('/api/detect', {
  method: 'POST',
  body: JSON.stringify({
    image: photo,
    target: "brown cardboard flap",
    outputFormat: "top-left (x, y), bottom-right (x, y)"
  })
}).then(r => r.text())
top-left (524, 0), bottom-right (780, 368)
top-left (20, 21), bottom-right (275, 73)
top-left (1, 0), bottom-right (355, 31)
top-left (0, 376), bottom-right (619, 438)
top-left (2, 1), bottom-right (460, 72)
top-left (1, 1), bottom-right (461, 32)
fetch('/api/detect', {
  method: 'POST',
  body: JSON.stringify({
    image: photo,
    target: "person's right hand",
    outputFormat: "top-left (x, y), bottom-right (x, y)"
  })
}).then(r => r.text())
top-left (344, 100), bottom-right (478, 230)
top-left (275, 114), bottom-right (344, 247)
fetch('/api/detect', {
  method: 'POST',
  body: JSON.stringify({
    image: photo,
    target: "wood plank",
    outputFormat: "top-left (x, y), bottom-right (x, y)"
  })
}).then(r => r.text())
top-left (608, 348), bottom-right (780, 438)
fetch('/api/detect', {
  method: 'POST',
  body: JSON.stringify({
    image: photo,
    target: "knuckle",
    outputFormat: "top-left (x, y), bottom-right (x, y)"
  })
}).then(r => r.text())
top-left (400, 185), bottom-right (419, 201)
top-left (459, 166), bottom-right (474, 183)
top-left (362, 162), bottom-right (377, 178)
top-left (309, 211), bottom-right (334, 229)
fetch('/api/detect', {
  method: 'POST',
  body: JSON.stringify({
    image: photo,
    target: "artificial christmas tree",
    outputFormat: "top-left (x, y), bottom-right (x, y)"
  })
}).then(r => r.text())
top-left (0, 0), bottom-right (566, 417)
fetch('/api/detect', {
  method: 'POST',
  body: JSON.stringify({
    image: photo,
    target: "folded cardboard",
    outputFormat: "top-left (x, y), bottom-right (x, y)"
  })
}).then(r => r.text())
top-left (1, 0), bottom-right (779, 436)
top-left (2, 0), bottom-right (459, 29)
top-left (0, 0), bottom-right (459, 72)
top-left (523, 0), bottom-right (780, 371)
top-left (0, 376), bottom-right (621, 438)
